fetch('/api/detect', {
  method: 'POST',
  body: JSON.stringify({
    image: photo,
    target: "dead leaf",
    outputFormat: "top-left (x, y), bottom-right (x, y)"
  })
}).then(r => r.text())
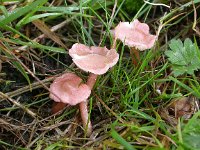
top-left (159, 96), bottom-right (199, 126)
top-left (168, 96), bottom-right (197, 119)
top-left (32, 19), bottom-right (68, 49)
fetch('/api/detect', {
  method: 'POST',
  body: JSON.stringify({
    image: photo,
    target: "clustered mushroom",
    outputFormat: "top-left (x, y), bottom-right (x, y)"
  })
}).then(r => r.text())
top-left (50, 44), bottom-right (119, 135)
top-left (49, 19), bottom-right (156, 136)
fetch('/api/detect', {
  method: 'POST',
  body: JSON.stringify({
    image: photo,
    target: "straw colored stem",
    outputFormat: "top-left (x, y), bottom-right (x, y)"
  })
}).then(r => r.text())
top-left (112, 38), bottom-right (117, 49)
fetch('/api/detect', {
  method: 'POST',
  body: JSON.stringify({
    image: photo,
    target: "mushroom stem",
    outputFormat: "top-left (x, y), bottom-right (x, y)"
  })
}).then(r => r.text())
top-left (79, 73), bottom-right (98, 136)
top-left (79, 101), bottom-right (92, 136)
top-left (130, 47), bottom-right (140, 66)
top-left (87, 73), bottom-right (98, 89)
top-left (52, 102), bottom-right (66, 114)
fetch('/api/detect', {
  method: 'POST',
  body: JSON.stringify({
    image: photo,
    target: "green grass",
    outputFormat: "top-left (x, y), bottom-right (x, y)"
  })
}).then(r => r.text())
top-left (0, 0), bottom-right (200, 149)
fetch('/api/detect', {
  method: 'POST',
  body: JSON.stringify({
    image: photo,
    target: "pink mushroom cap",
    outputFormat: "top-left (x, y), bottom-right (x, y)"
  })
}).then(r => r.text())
top-left (114, 19), bottom-right (157, 51)
top-left (69, 43), bottom-right (119, 75)
top-left (49, 73), bottom-right (91, 105)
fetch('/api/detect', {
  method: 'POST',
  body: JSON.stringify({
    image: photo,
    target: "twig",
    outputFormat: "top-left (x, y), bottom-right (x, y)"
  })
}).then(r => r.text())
top-left (192, 1), bottom-right (200, 36)
top-left (0, 77), bottom-right (54, 100)
top-left (32, 19), bottom-right (68, 49)
top-left (0, 92), bottom-right (37, 118)
top-left (0, 41), bottom-right (63, 103)
top-left (18, 17), bottom-right (75, 51)
top-left (99, 0), bottom-right (118, 46)
top-left (108, 0), bottom-right (118, 27)
top-left (143, 0), bottom-right (170, 8)
top-left (94, 93), bottom-right (125, 123)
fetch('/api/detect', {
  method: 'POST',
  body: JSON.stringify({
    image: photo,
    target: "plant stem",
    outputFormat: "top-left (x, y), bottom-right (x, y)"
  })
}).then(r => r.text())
top-left (112, 38), bottom-right (117, 49)
top-left (130, 47), bottom-right (140, 66)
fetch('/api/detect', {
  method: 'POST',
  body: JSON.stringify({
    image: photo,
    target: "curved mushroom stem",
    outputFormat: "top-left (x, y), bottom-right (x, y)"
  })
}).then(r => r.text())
top-left (87, 73), bottom-right (98, 89)
top-left (79, 101), bottom-right (92, 136)
top-left (130, 47), bottom-right (140, 66)
top-left (79, 73), bottom-right (98, 136)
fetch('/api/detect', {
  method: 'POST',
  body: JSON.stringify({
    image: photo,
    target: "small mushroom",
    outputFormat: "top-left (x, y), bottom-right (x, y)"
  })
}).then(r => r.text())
top-left (113, 19), bottom-right (157, 65)
top-left (51, 44), bottom-right (119, 136)
top-left (49, 73), bottom-right (91, 105)
top-left (49, 73), bottom-right (92, 135)
top-left (69, 43), bottom-right (119, 75)
top-left (68, 43), bottom-right (119, 135)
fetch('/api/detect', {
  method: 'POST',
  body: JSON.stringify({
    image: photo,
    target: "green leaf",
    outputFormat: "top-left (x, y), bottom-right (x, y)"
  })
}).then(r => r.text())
top-left (0, 5), bottom-right (8, 17)
top-left (11, 59), bottom-right (31, 85)
top-left (17, 13), bottom-right (62, 25)
top-left (165, 38), bottom-right (200, 76)
top-left (37, 6), bottom-right (83, 12)
top-left (11, 39), bottom-right (66, 53)
top-left (181, 111), bottom-right (200, 150)
top-left (0, 32), bottom-right (30, 85)
top-left (15, 0), bottom-right (49, 29)
top-left (111, 128), bottom-right (136, 150)
top-left (0, 49), bottom-right (30, 85)
top-left (44, 143), bottom-right (63, 150)
top-left (0, 0), bottom-right (47, 26)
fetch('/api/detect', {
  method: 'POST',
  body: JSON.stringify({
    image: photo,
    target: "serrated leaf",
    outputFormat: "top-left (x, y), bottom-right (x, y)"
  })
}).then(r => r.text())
top-left (165, 38), bottom-right (200, 76)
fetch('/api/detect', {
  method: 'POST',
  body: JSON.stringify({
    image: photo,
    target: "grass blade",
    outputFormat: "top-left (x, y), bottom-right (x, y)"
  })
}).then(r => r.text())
top-left (111, 128), bottom-right (136, 150)
top-left (0, 0), bottom-right (47, 26)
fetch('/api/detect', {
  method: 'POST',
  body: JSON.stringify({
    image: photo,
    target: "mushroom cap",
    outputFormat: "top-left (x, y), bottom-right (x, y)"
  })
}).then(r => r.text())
top-left (69, 43), bottom-right (119, 75)
top-left (114, 19), bottom-right (157, 50)
top-left (49, 73), bottom-right (91, 105)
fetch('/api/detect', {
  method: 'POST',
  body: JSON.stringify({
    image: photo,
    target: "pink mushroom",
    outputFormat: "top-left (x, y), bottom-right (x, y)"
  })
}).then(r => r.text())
top-left (49, 73), bottom-right (91, 105)
top-left (68, 43), bottom-right (119, 135)
top-left (49, 73), bottom-right (92, 135)
top-left (114, 19), bottom-right (157, 50)
top-left (113, 19), bottom-right (157, 65)
top-left (69, 43), bottom-right (119, 75)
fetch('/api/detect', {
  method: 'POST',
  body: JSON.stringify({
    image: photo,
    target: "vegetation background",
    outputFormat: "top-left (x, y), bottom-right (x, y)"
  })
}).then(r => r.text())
top-left (0, 0), bottom-right (200, 149)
